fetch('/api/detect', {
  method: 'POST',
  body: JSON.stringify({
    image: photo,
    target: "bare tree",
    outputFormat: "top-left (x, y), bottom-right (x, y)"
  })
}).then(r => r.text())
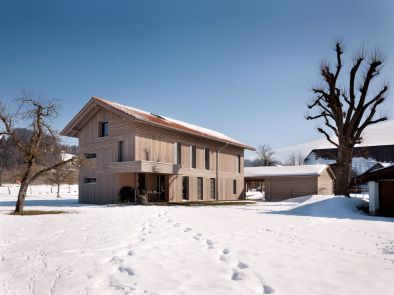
top-left (256, 144), bottom-right (276, 166)
top-left (46, 165), bottom-right (76, 198)
top-left (306, 42), bottom-right (389, 196)
top-left (0, 96), bottom-right (81, 213)
top-left (286, 153), bottom-right (296, 166)
top-left (296, 152), bottom-right (305, 165)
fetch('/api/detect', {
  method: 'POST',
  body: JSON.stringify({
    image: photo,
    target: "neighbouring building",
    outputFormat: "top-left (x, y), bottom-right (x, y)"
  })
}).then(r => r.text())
top-left (357, 164), bottom-right (394, 216)
top-left (61, 97), bottom-right (255, 204)
top-left (244, 164), bottom-right (335, 201)
top-left (304, 145), bottom-right (394, 176)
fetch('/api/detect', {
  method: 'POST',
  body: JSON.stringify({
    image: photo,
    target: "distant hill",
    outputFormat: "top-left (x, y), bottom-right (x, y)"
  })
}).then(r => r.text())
top-left (275, 120), bottom-right (394, 161)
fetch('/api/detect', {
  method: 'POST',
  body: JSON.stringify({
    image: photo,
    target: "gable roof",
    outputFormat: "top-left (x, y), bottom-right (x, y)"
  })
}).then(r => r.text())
top-left (244, 164), bottom-right (334, 178)
top-left (356, 164), bottom-right (394, 183)
top-left (61, 97), bottom-right (255, 150)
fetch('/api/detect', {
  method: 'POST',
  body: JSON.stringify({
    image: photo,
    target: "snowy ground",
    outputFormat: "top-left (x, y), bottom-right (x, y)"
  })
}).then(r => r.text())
top-left (1, 188), bottom-right (394, 295)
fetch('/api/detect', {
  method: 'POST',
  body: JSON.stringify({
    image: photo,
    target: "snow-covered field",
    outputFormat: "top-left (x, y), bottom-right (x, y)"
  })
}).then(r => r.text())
top-left (1, 188), bottom-right (394, 295)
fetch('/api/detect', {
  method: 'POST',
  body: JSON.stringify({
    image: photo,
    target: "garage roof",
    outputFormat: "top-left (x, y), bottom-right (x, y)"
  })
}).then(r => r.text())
top-left (245, 164), bottom-right (332, 178)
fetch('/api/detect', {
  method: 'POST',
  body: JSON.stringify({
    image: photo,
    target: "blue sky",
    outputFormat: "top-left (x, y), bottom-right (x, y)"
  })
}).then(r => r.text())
top-left (1, 0), bottom-right (393, 158)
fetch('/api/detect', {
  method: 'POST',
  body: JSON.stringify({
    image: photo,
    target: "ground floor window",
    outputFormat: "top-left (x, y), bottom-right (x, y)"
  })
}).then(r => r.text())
top-left (233, 179), bottom-right (237, 194)
top-left (197, 177), bottom-right (203, 200)
top-left (84, 177), bottom-right (96, 184)
top-left (182, 176), bottom-right (189, 200)
top-left (138, 173), bottom-right (146, 192)
top-left (210, 178), bottom-right (216, 199)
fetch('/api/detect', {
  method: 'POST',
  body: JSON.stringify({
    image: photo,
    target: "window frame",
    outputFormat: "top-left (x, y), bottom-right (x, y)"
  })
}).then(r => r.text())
top-left (210, 178), bottom-right (216, 200)
top-left (98, 121), bottom-right (109, 137)
top-left (174, 142), bottom-right (182, 165)
top-left (205, 148), bottom-right (210, 170)
top-left (84, 177), bottom-right (96, 184)
top-left (182, 176), bottom-right (189, 200)
top-left (197, 177), bottom-right (203, 200)
top-left (190, 145), bottom-right (196, 169)
top-left (85, 153), bottom-right (97, 159)
top-left (233, 179), bottom-right (237, 194)
top-left (118, 140), bottom-right (124, 162)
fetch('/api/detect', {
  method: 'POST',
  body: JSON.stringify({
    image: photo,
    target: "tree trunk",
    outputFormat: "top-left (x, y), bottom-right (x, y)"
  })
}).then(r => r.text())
top-left (57, 183), bottom-right (60, 198)
top-left (15, 181), bottom-right (29, 213)
top-left (335, 145), bottom-right (353, 196)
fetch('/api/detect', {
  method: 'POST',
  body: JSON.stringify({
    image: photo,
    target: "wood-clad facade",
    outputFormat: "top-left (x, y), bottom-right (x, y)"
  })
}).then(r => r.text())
top-left (61, 97), bottom-right (254, 204)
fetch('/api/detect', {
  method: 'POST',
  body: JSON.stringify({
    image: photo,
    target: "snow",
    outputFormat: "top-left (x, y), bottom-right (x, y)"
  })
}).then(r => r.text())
top-left (1, 189), bottom-right (394, 295)
top-left (275, 120), bottom-right (394, 161)
top-left (245, 164), bottom-right (329, 177)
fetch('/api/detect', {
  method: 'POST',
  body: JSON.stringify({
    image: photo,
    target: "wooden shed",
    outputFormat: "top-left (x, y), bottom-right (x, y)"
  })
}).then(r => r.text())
top-left (244, 164), bottom-right (335, 201)
top-left (357, 164), bottom-right (394, 216)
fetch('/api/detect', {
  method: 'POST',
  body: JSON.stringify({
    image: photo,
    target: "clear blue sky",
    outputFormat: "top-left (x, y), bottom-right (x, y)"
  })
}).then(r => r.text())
top-left (1, 0), bottom-right (393, 158)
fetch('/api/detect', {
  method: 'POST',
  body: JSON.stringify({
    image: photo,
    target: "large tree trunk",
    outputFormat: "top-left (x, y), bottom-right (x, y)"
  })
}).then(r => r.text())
top-left (335, 145), bottom-right (353, 196)
top-left (15, 181), bottom-right (29, 213)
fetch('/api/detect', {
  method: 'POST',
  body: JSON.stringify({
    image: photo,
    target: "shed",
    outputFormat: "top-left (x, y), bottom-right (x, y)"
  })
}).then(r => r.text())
top-left (357, 164), bottom-right (394, 216)
top-left (244, 164), bottom-right (335, 201)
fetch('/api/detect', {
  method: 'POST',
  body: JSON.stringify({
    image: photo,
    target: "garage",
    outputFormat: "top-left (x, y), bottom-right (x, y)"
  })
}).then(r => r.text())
top-left (244, 164), bottom-right (335, 201)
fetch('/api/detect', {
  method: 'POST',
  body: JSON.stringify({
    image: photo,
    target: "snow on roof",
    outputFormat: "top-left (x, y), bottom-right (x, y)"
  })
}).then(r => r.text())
top-left (244, 164), bottom-right (330, 178)
top-left (93, 97), bottom-right (254, 150)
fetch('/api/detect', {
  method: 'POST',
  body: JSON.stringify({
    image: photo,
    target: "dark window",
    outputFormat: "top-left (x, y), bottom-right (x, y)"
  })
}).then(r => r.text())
top-left (85, 153), bottom-right (96, 159)
top-left (84, 177), bottom-right (96, 184)
top-left (138, 173), bottom-right (146, 191)
top-left (210, 178), bottom-right (216, 199)
top-left (191, 145), bottom-right (196, 168)
top-left (99, 121), bottom-right (109, 137)
top-left (182, 176), bottom-right (189, 200)
top-left (174, 142), bottom-right (182, 165)
top-left (237, 155), bottom-right (241, 173)
top-left (233, 179), bottom-right (237, 194)
top-left (118, 141), bottom-right (124, 162)
top-left (197, 177), bottom-right (203, 200)
top-left (205, 148), bottom-right (210, 170)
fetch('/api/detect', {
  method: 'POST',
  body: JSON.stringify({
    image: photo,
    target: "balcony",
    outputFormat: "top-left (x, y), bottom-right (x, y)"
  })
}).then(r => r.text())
top-left (109, 160), bottom-right (181, 174)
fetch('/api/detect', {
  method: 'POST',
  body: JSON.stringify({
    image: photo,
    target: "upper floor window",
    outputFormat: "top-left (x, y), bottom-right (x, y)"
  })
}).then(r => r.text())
top-left (237, 154), bottom-right (241, 173)
top-left (98, 121), bottom-right (109, 137)
top-left (174, 142), bottom-right (182, 165)
top-left (118, 141), bottom-right (124, 162)
top-left (205, 148), bottom-right (210, 170)
top-left (85, 153), bottom-right (96, 159)
top-left (190, 145), bottom-right (196, 169)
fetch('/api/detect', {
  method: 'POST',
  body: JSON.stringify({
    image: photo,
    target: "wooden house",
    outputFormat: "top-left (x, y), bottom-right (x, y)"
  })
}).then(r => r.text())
top-left (61, 97), bottom-right (255, 204)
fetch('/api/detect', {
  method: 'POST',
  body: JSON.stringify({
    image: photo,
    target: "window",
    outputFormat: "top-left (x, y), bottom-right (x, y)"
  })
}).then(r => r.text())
top-left (205, 148), bottom-right (210, 170)
top-left (98, 121), bottom-right (109, 137)
top-left (85, 153), bottom-right (96, 159)
top-left (118, 141), bottom-right (124, 162)
top-left (237, 155), bottom-right (241, 173)
top-left (190, 145), bottom-right (196, 169)
top-left (84, 177), bottom-right (96, 184)
top-left (174, 142), bottom-right (182, 165)
top-left (182, 176), bottom-right (189, 200)
top-left (233, 179), bottom-right (237, 194)
top-left (138, 173), bottom-right (146, 191)
top-left (197, 177), bottom-right (203, 200)
top-left (210, 178), bottom-right (216, 199)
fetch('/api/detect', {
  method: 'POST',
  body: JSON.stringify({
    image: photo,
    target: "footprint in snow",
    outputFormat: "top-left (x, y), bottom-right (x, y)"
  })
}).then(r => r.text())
top-left (231, 271), bottom-right (244, 281)
top-left (127, 250), bottom-right (133, 256)
top-left (184, 227), bottom-right (192, 232)
top-left (263, 284), bottom-right (275, 294)
top-left (237, 262), bottom-right (248, 269)
top-left (222, 249), bottom-right (230, 255)
top-left (118, 266), bottom-right (134, 276)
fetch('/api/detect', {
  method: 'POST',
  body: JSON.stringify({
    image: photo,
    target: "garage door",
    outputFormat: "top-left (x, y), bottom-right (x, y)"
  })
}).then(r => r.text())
top-left (379, 181), bottom-right (394, 214)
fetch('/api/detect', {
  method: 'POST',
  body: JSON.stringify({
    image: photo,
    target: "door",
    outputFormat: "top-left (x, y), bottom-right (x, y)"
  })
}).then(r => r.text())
top-left (156, 175), bottom-right (166, 201)
top-left (379, 181), bottom-right (394, 214)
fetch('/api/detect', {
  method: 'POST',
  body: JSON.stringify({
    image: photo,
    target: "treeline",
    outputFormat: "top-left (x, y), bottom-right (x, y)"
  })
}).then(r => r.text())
top-left (0, 128), bottom-right (77, 184)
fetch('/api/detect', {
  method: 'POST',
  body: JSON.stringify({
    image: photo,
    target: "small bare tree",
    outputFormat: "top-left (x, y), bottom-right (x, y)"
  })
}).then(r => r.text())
top-left (256, 144), bottom-right (276, 166)
top-left (306, 42), bottom-right (389, 195)
top-left (0, 96), bottom-right (81, 213)
top-left (46, 165), bottom-right (75, 198)
top-left (286, 153), bottom-right (296, 166)
top-left (296, 152), bottom-right (305, 165)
